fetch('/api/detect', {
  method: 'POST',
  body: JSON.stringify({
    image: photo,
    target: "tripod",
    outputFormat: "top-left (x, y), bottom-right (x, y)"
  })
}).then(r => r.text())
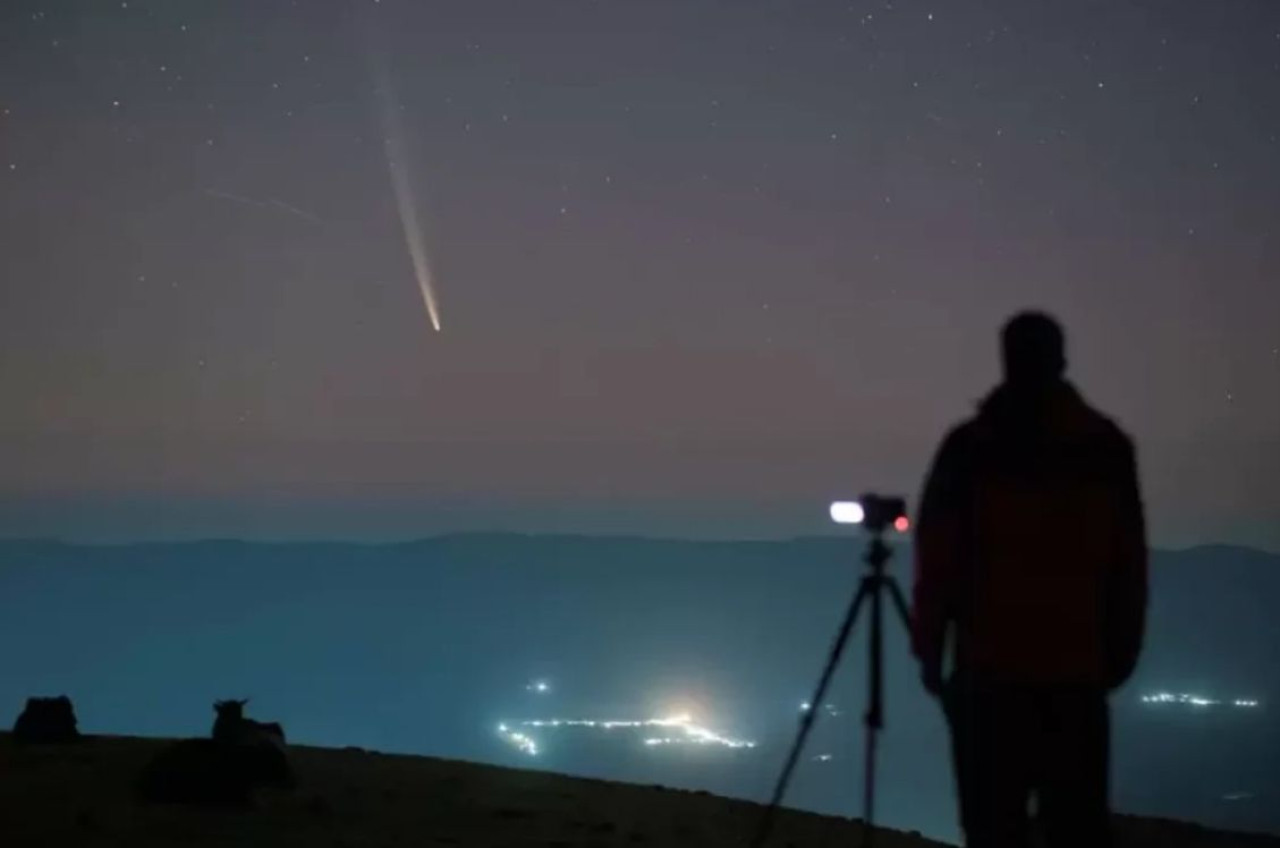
top-left (750, 529), bottom-right (911, 848)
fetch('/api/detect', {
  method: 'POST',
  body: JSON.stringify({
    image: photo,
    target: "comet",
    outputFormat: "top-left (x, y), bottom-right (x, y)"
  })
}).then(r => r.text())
top-left (370, 50), bottom-right (443, 333)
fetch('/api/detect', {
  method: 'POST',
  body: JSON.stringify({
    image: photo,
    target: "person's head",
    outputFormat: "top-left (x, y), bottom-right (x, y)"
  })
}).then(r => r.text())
top-left (1000, 311), bottom-right (1066, 387)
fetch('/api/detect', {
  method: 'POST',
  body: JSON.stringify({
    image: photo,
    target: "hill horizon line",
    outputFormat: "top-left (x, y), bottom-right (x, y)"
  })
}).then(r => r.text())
top-left (6, 729), bottom-right (1279, 848)
top-left (0, 532), bottom-right (1274, 559)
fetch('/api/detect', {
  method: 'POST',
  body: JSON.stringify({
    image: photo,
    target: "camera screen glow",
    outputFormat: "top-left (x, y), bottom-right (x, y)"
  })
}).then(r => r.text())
top-left (829, 501), bottom-right (865, 525)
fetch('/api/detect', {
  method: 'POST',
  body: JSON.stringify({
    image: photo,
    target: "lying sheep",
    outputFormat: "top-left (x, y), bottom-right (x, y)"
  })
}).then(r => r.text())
top-left (12, 695), bottom-right (81, 744)
top-left (136, 699), bottom-right (293, 807)
top-left (212, 699), bottom-right (286, 746)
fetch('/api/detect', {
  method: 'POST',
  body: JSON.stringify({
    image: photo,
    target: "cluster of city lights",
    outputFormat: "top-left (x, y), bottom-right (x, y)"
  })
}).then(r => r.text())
top-left (496, 724), bottom-right (539, 756)
top-left (799, 702), bottom-right (842, 717)
top-left (496, 713), bottom-right (756, 757)
top-left (1140, 692), bottom-right (1261, 709)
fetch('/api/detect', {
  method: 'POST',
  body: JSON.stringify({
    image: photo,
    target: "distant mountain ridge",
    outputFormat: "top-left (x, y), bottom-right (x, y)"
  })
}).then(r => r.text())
top-left (1, 532), bottom-right (1275, 555)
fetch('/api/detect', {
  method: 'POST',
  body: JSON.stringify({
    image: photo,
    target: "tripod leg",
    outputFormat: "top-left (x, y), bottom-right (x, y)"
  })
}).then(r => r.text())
top-left (863, 571), bottom-right (885, 847)
top-left (883, 576), bottom-right (913, 632)
top-left (863, 726), bottom-right (879, 848)
top-left (749, 579), bottom-right (871, 848)
top-left (861, 575), bottom-right (910, 848)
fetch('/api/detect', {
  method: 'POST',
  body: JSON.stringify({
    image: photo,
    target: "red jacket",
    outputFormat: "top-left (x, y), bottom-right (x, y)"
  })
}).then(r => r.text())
top-left (911, 381), bottom-right (1147, 689)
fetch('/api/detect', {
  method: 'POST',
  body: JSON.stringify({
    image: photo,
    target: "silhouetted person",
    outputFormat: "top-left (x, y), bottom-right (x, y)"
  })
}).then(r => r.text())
top-left (912, 311), bottom-right (1147, 848)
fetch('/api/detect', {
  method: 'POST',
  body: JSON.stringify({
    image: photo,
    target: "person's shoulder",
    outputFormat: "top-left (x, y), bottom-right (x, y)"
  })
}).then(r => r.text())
top-left (941, 416), bottom-right (980, 447)
top-left (933, 417), bottom-right (982, 465)
top-left (1077, 398), bottom-right (1136, 457)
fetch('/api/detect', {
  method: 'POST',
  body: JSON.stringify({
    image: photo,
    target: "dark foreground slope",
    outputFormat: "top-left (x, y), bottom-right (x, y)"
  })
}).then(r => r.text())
top-left (3, 734), bottom-right (1278, 848)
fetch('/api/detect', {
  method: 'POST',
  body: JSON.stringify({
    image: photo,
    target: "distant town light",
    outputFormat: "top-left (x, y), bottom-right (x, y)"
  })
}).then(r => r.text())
top-left (1140, 691), bottom-right (1260, 710)
top-left (498, 728), bottom-right (539, 756)
top-left (496, 713), bottom-right (756, 756)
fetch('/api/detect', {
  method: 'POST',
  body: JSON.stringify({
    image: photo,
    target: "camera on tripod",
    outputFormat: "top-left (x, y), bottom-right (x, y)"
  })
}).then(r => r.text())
top-left (829, 494), bottom-right (909, 534)
top-left (754, 493), bottom-right (913, 848)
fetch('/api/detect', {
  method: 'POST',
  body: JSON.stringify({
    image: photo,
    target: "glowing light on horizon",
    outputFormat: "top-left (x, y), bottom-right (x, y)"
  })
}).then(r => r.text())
top-left (371, 49), bottom-right (443, 333)
top-left (496, 713), bottom-right (756, 756)
top-left (527, 680), bottom-right (552, 694)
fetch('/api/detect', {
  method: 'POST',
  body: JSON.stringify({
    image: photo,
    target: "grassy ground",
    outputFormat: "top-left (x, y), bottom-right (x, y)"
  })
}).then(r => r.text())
top-left (1, 732), bottom-right (1276, 847)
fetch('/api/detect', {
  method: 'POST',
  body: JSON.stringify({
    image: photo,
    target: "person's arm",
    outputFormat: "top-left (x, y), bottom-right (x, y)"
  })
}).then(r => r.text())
top-left (1106, 433), bottom-right (1148, 689)
top-left (912, 426), bottom-right (970, 695)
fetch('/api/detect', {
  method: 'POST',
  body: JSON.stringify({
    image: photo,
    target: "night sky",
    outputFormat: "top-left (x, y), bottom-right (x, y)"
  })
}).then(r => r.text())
top-left (2, 0), bottom-right (1277, 547)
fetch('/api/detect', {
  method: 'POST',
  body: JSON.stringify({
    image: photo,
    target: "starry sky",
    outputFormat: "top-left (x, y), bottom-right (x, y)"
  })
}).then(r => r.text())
top-left (1, 0), bottom-right (1277, 547)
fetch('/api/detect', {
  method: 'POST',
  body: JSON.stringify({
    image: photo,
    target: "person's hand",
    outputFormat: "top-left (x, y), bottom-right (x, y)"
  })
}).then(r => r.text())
top-left (920, 663), bottom-right (943, 698)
